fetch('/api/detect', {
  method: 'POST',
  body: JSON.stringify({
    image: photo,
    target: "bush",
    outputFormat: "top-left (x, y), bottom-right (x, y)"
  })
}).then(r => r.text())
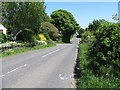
top-left (34, 35), bottom-right (41, 40)
top-left (42, 33), bottom-right (50, 41)
top-left (0, 33), bottom-right (8, 43)
top-left (77, 41), bottom-right (120, 88)
top-left (17, 28), bottom-right (34, 43)
top-left (89, 23), bottom-right (120, 78)
top-left (40, 22), bottom-right (58, 40)
top-left (81, 31), bottom-right (96, 44)
top-left (77, 21), bottom-right (120, 88)
top-left (38, 34), bottom-right (46, 41)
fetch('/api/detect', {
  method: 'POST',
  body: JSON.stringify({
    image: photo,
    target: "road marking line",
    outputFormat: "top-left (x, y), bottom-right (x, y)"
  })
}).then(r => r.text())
top-left (58, 74), bottom-right (69, 80)
top-left (70, 75), bottom-right (72, 78)
top-left (0, 74), bottom-right (5, 78)
top-left (42, 49), bottom-right (60, 58)
top-left (65, 77), bottom-right (68, 80)
top-left (60, 77), bottom-right (65, 80)
top-left (0, 64), bottom-right (27, 78)
top-left (8, 64), bottom-right (27, 74)
top-left (58, 74), bottom-right (73, 80)
top-left (59, 74), bottom-right (61, 77)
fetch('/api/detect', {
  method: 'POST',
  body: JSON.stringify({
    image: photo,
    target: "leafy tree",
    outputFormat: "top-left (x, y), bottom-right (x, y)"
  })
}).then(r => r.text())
top-left (112, 14), bottom-right (119, 21)
top-left (88, 19), bottom-right (108, 32)
top-left (51, 9), bottom-right (80, 43)
top-left (40, 22), bottom-right (58, 41)
top-left (2, 2), bottom-right (19, 36)
top-left (0, 2), bottom-right (2, 23)
top-left (2, 2), bottom-right (49, 42)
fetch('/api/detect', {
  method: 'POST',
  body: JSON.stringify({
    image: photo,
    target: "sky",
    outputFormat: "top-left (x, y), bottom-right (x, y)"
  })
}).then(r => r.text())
top-left (45, 2), bottom-right (118, 29)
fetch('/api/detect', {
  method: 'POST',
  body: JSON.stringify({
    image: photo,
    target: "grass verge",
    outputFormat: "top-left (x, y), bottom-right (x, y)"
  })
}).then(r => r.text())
top-left (76, 42), bottom-right (119, 88)
top-left (0, 43), bottom-right (56, 57)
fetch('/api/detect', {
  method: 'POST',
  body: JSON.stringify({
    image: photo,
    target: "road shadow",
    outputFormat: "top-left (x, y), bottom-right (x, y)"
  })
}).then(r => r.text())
top-left (76, 34), bottom-right (82, 38)
top-left (74, 59), bottom-right (81, 79)
top-left (73, 47), bottom-right (81, 87)
top-left (74, 59), bottom-right (82, 88)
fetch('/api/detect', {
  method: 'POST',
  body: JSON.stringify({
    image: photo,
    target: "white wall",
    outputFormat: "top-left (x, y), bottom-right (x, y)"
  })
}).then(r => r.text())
top-left (0, 24), bottom-right (7, 35)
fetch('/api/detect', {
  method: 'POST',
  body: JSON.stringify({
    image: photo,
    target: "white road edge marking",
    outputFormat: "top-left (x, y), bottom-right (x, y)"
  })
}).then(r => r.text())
top-left (58, 74), bottom-right (68, 80)
top-left (0, 64), bottom-right (27, 78)
top-left (70, 75), bottom-right (72, 78)
top-left (58, 74), bottom-right (61, 77)
top-left (7, 64), bottom-right (27, 74)
top-left (42, 49), bottom-right (60, 58)
top-left (60, 77), bottom-right (65, 80)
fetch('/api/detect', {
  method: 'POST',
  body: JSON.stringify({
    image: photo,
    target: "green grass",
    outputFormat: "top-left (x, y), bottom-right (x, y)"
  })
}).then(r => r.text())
top-left (77, 70), bottom-right (119, 88)
top-left (77, 42), bottom-right (119, 88)
top-left (0, 44), bottom-right (56, 57)
top-left (78, 43), bottom-right (90, 70)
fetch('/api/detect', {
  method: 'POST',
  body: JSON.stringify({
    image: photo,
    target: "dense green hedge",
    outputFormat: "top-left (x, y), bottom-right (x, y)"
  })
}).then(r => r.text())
top-left (89, 23), bottom-right (120, 78)
top-left (77, 21), bottom-right (120, 88)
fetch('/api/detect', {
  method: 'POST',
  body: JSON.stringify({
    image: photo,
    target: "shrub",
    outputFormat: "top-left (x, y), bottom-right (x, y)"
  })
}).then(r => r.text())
top-left (81, 30), bottom-right (96, 44)
top-left (77, 21), bottom-right (120, 88)
top-left (42, 33), bottom-right (50, 41)
top-left (34, 35), bottom-right (41, 40)
top-left (39, 34), bottom-right (46, 41)
top-left (89, 23), bottom-right (120, 78)
top-left (40, 22), bottom-right (58, 40)
top-left (0, 33), bottom-right (8, 43)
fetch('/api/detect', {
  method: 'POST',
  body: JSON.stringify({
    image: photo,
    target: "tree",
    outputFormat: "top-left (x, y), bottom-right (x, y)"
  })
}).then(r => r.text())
top-left (2, 2), bottom-right (49, 42)
top-left (112, 14), bottom-right (119, 21)
top-left (40, 22), bottom-right (58, 41)
top-left (88, 19), bottom-right (108, 32)
top-left (77, 28), bottom-right (84, 37)
top-left (51, 9), bottom-right (80, 43)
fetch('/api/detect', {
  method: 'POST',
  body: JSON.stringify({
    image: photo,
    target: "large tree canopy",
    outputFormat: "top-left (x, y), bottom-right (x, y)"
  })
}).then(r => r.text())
top-left (2, 2), bottom-right (49, 42)
top-left (51, 9), bottom-right (80, 43)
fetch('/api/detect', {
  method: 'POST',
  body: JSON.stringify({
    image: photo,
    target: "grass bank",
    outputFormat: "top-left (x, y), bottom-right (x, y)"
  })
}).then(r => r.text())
top-left (76, 42), bottom-right (119, 88)
top-left (0, 43), bottom-right (56, 57)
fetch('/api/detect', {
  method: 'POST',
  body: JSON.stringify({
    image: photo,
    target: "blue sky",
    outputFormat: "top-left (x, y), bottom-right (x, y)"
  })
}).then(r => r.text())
top-left (45, 2), bottom-right (118, 28)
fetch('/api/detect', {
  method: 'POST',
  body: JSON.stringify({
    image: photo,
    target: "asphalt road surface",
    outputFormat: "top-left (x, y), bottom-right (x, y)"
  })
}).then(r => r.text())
top-left (1, 37), bottom-right (79, 88)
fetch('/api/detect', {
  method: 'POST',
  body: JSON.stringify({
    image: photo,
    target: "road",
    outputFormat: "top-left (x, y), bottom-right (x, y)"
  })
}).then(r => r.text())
top-left (1, 37), bottom-right (79, 88)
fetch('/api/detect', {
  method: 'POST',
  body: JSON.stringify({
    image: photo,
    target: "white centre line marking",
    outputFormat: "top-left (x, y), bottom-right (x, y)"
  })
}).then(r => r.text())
top-left (0, 64), bottom-right (27, 78)
top-left (8, 64), bottom-right (27, 74)
top-left (42, 49), bottom-right (60, 58)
